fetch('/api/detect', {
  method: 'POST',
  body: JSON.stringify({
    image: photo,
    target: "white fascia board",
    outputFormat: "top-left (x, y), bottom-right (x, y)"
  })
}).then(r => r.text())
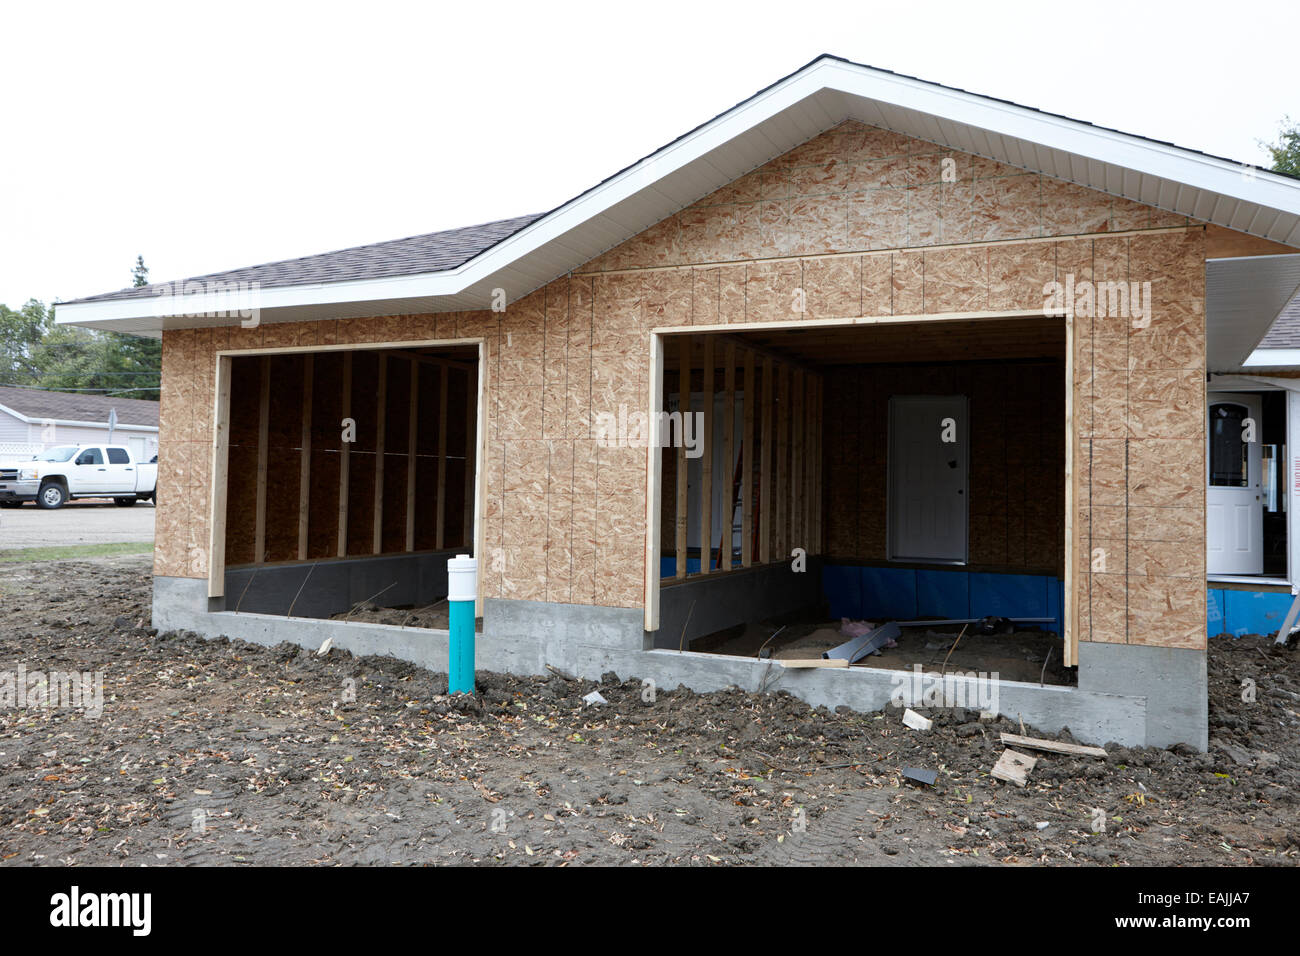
top-left (1243, 348), bottom-right (1300, 368)
top-left (57, 58), bottom-right (1300, 332)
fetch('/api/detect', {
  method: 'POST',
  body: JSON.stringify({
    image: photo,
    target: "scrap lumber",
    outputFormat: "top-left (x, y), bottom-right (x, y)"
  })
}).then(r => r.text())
top-left (780, 658), bottom-right (849, 669)
top-left (999, 733), bottom-right (1107, 758)
top-left (991, 749), bottom-right (1037, 787)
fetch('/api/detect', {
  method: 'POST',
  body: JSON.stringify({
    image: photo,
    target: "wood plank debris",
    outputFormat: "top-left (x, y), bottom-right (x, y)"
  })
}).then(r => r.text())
top-left (999, 733), bottom-right (1107, 758)
top-left (991, 749), bottom-right (1037, 787)
top-left (780, 658), bottom-right (849, 669)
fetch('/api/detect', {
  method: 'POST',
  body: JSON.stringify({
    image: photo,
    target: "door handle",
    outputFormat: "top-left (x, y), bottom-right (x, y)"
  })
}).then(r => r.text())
top-left (97, 468), bottom-right (106, 471)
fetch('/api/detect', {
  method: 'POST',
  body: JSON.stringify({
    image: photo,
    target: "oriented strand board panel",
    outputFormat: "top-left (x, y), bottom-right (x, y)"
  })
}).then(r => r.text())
top-left (163, 117), bottom-right (1218, 644)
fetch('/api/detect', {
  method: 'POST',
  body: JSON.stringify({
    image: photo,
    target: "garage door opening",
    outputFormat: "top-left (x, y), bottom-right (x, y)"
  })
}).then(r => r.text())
top-left (650, 317), bottom-right (1072, 685)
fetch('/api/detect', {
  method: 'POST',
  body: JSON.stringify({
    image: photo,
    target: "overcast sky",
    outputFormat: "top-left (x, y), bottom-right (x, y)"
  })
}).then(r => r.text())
top-left (2, 0), bottom-right (1296, 310)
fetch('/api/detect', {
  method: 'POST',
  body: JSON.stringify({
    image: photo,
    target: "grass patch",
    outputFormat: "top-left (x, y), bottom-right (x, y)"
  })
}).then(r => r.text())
top-left (0, 541), bottom-right (153, 564)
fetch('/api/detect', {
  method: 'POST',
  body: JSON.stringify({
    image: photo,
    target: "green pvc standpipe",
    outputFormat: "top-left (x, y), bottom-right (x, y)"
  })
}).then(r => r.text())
top-left (447, 554), bottom-right (477, 694)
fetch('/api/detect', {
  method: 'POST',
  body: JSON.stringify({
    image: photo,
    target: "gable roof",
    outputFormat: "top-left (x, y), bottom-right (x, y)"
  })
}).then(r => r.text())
top-left (0, 386), bottom-right (159, 428)
top-left (58, 53), bottom-right (1300, 338)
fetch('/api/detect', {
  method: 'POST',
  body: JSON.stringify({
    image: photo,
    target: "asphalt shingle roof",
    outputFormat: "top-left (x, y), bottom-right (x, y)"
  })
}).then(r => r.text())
top-left (1257, 293), bottom-right (1300, 349)
top-left (0, 386), bottom-right (159, 427)
top-left (66, 214), bottom-right (543, 305)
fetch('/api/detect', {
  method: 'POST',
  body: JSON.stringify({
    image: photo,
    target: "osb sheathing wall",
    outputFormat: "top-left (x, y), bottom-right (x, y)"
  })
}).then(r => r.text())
top-left (156, 119), bottom-right (1220, 650)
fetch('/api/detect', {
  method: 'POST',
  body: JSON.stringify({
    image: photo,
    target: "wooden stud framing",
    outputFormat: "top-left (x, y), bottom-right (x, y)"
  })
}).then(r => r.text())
top-left (722, 341), bottom-right (736, 572)
top-left (254, 356), bottom-right (271, 563)
top-left (791, 368), bottom-right (804, 555)
top-left (776, 365), bottom-right (789, 561)
top-left (742, 349), bottom-right (755, 568)
top-left (372, 354), bottom-right (387, 554)
top-left (813, 375), bottom-right (823, 555)
top-left (405, 359), bottom-right (418, 553)
top-left (337, 351), bottom-right (352, 557)
top-left (1064, 313), bottom-right (1076, 667)
top-left (675, 334), bottom-right (690, 579)
top-left (463, 367), bottom-right (475, 547)
top-left (700, 336), bottom-right (714, 574)
top-left (436, 365), bottom-right (449, 549)
top-left (207, 355), bottom-right (233, 598)
top-left (759, 356), bottom-right (773, 565)
top-left (297, 354), bottom-right (313, 560)
top-left (644, 333), bottom-right (665, 629)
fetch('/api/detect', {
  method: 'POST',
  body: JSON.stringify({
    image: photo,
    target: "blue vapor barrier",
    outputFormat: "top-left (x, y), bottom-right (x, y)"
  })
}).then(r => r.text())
top-left (822, 564), bottom-right (1064, 634)
top-left (1208, 587), bottom-right (1294, 637)
top-left (660, 556), bottom-right (703, 577)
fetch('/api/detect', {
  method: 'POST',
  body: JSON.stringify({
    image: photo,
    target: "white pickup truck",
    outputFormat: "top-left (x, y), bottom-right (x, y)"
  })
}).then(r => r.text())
top-left (0, 444), bottom-right (158, 509)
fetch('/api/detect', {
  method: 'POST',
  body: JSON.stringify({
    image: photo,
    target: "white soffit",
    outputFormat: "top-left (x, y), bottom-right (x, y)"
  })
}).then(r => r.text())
top-left (1208, 255), bottom-right (1300, 371)
top-left (58, 55), bottom-right (1300, 335)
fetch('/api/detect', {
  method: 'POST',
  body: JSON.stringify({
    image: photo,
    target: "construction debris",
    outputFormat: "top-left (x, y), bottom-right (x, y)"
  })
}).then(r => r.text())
top-left (317, 637), bottom-right (333, 657)
top-left (823, 621), bottom-right (901, 663)
top-left (901, 767), bottom-right (938, 787)
top-left (781, 658), bottom-right (849, 669)
top-left (582, 690), bottom-right (607, 706)
top-left (902, 708), bottom-right (932, 732)
top-left (999, 732), bottom-right (1107, 758)
top-left (991, 749), bottom-right (1037, 787)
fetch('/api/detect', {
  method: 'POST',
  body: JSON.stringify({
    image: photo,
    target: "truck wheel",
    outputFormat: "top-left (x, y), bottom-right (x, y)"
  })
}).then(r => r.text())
top-left (37, 482), bottom-right (67, 510)
top-left (113, 497), bottom-right (138, 507)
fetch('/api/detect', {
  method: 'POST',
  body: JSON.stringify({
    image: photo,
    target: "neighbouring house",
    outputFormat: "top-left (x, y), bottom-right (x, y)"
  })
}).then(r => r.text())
top-left (57, 56), bottom-right (1300, 749)
top-left (0, 385), bottom-right (159, 459)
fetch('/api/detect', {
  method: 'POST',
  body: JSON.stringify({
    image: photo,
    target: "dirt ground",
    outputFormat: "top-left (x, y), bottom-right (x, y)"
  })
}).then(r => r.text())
top-left (0, 554), bottom-right (1297, 866)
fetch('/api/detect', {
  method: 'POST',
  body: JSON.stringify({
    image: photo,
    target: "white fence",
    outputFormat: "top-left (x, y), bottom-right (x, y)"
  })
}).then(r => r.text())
top-left (0, 442), bottom-right (42, 458)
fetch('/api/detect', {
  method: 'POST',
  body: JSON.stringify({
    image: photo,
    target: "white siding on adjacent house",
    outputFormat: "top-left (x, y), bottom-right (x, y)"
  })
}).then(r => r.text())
top-left (0, 407), bottom-right (27, 443)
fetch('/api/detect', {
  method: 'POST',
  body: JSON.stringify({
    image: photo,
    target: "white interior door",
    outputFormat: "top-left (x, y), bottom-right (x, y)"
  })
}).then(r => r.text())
top-left (1207, 393), bottom-right (1263, 575)
top-left (889, 395), bottom-right (968, 563)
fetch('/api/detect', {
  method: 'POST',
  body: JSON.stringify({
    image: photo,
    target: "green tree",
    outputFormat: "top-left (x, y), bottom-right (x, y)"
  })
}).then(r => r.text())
top-left (1264, 116), bottom-right (1300, 177)
top-left (0, 299), bottom-right (55, 387)
top-left (2, 257), bottom-right (162, 399)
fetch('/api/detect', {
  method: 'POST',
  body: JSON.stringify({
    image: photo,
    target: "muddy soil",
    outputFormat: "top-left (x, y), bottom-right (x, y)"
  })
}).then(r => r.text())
top-left (0, 555), bottom-right (1297, 866)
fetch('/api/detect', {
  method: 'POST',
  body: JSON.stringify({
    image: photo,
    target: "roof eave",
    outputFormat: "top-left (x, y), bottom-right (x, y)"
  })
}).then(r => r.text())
top-left (59, 55), bottom-right (1300, 335)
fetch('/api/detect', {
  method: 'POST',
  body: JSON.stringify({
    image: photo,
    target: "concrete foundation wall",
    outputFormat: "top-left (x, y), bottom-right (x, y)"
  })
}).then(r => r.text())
top-left (155, 576), bottom-right (1159, 747)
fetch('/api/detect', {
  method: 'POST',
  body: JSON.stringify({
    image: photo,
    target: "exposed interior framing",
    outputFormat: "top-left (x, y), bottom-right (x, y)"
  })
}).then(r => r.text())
top-left (206, 339), bottom-right (487, 610)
